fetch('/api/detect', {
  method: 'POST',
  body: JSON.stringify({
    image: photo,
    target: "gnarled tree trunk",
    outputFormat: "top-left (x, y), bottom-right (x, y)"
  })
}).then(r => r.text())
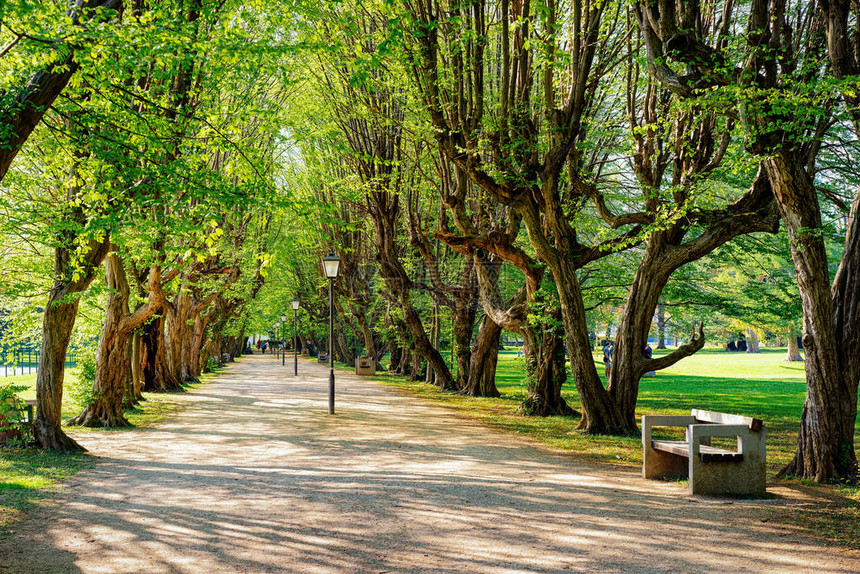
top-left (464, 316), bottom-right (502, 397)
top-left (767, 154), bottom-right (858, 482)
top-left (69, 255), bottom-right (167, 428)
top-left (521, 319), bottom-right (575, 416)
top-left (34, 234), bottom-right (111, 451)
top-left (746, 328), bottom-right (760, 353)
top-left (141, 316), bottom-right (182, 391)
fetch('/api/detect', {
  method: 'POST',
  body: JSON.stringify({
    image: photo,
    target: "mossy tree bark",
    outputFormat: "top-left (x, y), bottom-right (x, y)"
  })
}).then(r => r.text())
top-left (34, 235), bottom-right (111, 451)
top-left (68, 252), bottom-right (167, 428)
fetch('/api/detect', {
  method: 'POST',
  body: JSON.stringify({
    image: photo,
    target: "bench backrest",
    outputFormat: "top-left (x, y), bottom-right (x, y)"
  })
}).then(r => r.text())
top-left (691, 409), bottom-right (763, 432)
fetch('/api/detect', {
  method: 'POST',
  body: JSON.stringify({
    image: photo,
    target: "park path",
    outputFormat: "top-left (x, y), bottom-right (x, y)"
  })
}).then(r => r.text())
top-left (1, 354), bottom-right (858, 573)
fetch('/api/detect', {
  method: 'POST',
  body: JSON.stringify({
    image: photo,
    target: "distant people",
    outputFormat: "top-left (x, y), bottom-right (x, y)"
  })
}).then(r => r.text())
top-left (256, 340), bottom-right (262, 349)
top-left (307, 341), bottom-right (317, 357)
top-left (262, 341), bottom-right (268, 353)
top-left (643, 343), bottom-right (656, 377)
top-left (602, 341), bottom-right (613, 378)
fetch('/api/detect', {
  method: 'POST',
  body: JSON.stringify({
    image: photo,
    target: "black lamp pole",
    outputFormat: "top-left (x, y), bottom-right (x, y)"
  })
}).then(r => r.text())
top-left (322, 253), bottom-right (340, 415)
top-left (328, 277), bottom-right (334, 413)
top-left (281, 313), bottom-right (287, 366)
top-left (292, 297), bottom-right (300, 376)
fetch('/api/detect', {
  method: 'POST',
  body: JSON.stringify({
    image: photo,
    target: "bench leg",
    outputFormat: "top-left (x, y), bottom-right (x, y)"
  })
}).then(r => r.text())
top-left (689, 431), bottom-right (767, 497)
top-left (643, 447), bottom-right (689, 480)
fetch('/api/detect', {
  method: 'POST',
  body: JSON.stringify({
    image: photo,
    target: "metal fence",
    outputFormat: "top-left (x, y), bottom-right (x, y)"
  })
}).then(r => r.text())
top-left (0, 342), bottom-right (77, 378)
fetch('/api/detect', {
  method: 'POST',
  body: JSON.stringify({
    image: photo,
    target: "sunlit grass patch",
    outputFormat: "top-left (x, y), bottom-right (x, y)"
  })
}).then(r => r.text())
top-left (0, 449), bottom-right (92, 534)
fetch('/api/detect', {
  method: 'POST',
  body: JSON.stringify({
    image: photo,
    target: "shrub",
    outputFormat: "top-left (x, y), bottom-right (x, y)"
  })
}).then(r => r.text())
top-left (0, 383), bottom-right (33, 446)
top-left (67, 348), bottom-right (96, 409)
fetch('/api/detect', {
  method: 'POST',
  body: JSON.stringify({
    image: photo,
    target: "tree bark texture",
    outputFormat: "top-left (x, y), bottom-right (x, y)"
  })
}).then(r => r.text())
top-left (767, 155), bottom-right (858, 482)
top-left (34, 234), bottom-right (111, 451)
top-left (464, 316), bottom-right (501, 397)
top-left (69, 253), bottom-right (167, 428)
top-left (141, 316), bottom-right (182, 391)
top-left (656, 304), bottom-right (667, 349)
top-left (746, 328), bottom-right (760, 353)
top-left (785, 334), bottom-right (803, 362)
top-left (521, 319), bottom-right (575, 417)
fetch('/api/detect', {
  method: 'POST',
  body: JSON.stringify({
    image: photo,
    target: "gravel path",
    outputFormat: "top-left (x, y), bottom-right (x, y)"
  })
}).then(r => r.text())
top-left (1, 354), bottom-right (857, 573)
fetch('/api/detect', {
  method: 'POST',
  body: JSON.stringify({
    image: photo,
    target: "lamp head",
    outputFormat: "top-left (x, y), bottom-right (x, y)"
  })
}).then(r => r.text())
top-left (322, 252), bottom-right (341, 279)
top-left (291, 297), bottom-right (300, 310)
top-left (281, 313), bottom-right (287, 322)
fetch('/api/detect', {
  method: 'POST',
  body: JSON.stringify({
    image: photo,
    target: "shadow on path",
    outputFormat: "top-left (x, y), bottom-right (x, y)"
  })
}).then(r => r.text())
top-left (0, 355), bottom-right (856, 573)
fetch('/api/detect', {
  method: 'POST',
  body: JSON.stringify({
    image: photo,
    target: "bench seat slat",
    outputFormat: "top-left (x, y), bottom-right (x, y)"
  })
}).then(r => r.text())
top-left (651, 440), bottom-right (743, 462)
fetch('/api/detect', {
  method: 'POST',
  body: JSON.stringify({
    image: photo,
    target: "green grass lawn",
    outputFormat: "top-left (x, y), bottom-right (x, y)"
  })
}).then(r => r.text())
top-left (367, 347), bottom-right (829, 475)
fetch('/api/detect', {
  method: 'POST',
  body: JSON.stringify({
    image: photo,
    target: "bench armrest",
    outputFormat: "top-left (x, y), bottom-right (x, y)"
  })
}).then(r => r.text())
top-left (688, 424), bottom-right (751, 457)
top-left (642, 415), bottom-right (697, 444)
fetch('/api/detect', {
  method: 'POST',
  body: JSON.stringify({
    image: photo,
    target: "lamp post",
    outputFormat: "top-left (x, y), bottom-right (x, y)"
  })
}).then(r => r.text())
top-left (281, 313), bottom-right (287, 366)
top-left (291, 297), bottom-right (300, 376)
top-left (322, 252), bottom-right (340, 414)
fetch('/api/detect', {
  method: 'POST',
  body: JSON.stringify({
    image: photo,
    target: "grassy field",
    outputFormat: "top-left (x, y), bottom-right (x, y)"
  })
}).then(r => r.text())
top-left (0, 368), bottom-right (208, 535)
top-left (364, 347), bottom-right (827, 474)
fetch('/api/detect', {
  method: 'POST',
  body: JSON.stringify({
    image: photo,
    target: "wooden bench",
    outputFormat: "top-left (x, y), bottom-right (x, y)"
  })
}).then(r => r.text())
top-left (317, 353), bottom-right (329, 363)
top-left (642, 409), bottom-right (766, 496)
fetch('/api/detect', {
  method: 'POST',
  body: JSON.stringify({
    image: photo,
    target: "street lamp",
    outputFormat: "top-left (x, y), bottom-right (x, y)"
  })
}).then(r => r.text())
top-left (322, 252), bottom-right (340, 414)
top-left (291, 297), bottom-right (300, 376)
top-left (281, 313), bottom-right (287, 366)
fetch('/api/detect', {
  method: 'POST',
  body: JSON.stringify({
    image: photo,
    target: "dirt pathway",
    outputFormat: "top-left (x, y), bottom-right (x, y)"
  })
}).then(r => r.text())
top-left (1, 355), bottom-right (857, 573)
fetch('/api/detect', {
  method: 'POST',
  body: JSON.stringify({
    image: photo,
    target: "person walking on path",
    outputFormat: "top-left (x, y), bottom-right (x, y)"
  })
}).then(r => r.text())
top-left (603, 340), bottom-right (613, 378)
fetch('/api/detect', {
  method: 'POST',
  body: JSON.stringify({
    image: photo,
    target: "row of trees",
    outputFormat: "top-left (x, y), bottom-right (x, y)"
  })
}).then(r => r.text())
top-left (0, 1), bottom-right (301, 450)
top-left (255, 0), bottom-right (855, 483)
top-left (1, 0), bottom-right (856, 483)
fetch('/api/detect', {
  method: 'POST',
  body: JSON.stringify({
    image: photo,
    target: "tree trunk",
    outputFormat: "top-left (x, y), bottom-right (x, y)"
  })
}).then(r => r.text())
top-left (785, 334), bottom-right (803, 362)
top-left (122, 336), bottom-right (138, 409)
top-left (464, 316), bottom-right (501, 397)
top-left (410, 351), bottom-right (422, 381)
top-left (164, 291), bottom-right (195, 384)
top-left (746, 328), bottom-right (760, 353)
top-left (131, 331), bottom-right (144, 401)
top-left (426, 302), bottom-right (441, 386)
top-left (553, 259), bottom-right (632, 434)
top-left (608, 244), bottom-right (705, 429)
top-left (767, 154), bottom-right (858, 482)
top-left (452, 303), bottom-right (477, 391)
top-left (335, 321), bottom-right (350, 363)
top-left (656, 304), bottom-right (667, 349)
top-left (141, 316), bottom-right (182, 392)
top-left (388, 345), bottom-right (402, 372)
top-left (68, 254), bottom-right (133, 428)
top-left (354, 308), bottom-right (378, 368)
top-left (403, 305), bottom-right (452, 388)
top-left (185, 312), bottom-right (209, 382)
top-left (34, 234), bottom-right (111, 450)
top-left (398, 345), bottom-right (411, 375)
top-left (521, 323), bottom-right (576, 416)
